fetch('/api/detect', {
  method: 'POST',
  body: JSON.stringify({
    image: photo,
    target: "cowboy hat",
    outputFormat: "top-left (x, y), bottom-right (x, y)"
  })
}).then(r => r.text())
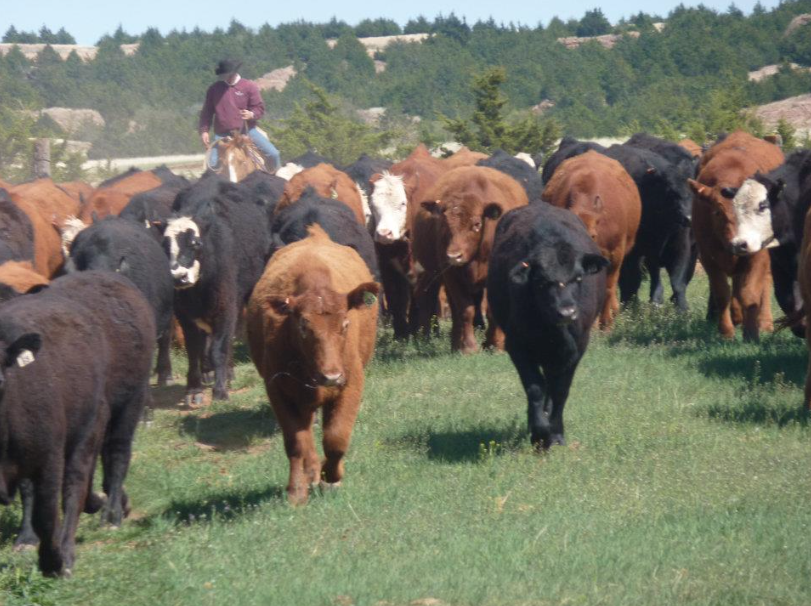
top-left (215, 59), bottom-right (242, 75)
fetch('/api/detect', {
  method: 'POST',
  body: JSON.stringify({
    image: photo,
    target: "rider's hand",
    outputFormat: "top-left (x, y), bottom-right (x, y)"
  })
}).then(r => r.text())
top-left (201, 132), bottom-right (210, 147)
top-left (239, 110), bottom-right (254, 120)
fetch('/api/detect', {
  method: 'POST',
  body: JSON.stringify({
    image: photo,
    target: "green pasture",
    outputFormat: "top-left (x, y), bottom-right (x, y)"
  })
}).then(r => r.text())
top-left (1, 274), bottom-right (809, 606)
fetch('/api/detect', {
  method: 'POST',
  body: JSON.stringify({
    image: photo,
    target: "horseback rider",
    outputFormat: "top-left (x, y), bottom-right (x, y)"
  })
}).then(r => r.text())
top-left (198, 58), bottom-right (282, 171)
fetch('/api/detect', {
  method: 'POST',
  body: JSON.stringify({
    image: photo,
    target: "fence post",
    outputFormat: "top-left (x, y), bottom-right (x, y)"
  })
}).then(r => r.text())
top-left (33, 139), bottom-right (51, 178)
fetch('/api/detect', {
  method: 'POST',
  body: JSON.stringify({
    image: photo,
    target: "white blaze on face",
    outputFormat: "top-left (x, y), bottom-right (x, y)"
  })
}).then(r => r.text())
top-left (371, 172), bottom-right (408, 244)
top-left (227, 152), bottom-right (238, 183)
top-left (731, 180), bottom-right (775, 255)
top-left (60, 215), bottom-right (88, 259)
top-left (276, 163), bottom-right (304, 181)
top-left (514, 152), bottom-right (535, 168)
top-left (165, 216), bottom-right (202, 288)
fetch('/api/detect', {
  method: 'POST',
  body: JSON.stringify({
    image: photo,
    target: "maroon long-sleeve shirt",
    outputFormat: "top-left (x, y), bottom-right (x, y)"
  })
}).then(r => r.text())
top-left (198, 77), bottom-right (265, 135)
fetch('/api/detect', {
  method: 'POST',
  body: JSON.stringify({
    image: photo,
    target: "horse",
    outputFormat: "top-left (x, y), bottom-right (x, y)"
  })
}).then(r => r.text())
top-left (204, 131), bottom-right (269, 183)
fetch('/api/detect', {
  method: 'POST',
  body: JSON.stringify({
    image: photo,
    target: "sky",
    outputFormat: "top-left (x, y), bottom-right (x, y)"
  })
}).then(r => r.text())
top-left (1, 0), bottom-right (783, 45)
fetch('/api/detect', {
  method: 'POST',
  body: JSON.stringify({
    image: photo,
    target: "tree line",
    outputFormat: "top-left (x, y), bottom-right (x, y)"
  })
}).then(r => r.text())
top-left (0, 1), bottom-right (810, 165)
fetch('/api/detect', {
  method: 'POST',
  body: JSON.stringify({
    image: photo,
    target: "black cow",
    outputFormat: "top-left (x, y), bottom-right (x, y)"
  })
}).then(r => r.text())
top-left (291, 151), bottom-right (332, 168)
top-left (237, 170), bottom-right (286, 216)
top-left (487, 203), bottom-right (608, 449)
top-left (541, 137), bottom-right (607, 184)
top-left (602, 144), bottom-right (697, 310)
top-left (478, 149), bottom-right (544, 202)
top-left (740, 150), bottom-right (811, 336)
top-left (342, 153), bottom-right (393, 198)
top-left (119, 176), bottom-right (191, 242)
top-left (0, 271), bottom-right (154, 576)
top-left (0, 190), bottom-right (35, 265)
top-left (68, 217), bottom-right (175, 385)
top-left (270, 188), bottom-right (380, 280)
top-left (625, 132), bottom-right (701, 177)
top-left (164, 175), bottom-right (270, 402)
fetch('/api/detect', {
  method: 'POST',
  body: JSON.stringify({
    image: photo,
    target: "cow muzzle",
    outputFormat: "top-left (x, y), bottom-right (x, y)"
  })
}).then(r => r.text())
top-left (317, 371), bottom-right (346, 388)
top-left (556, 306), bottom-right (578, 324)
top-left (375, 229), bottom-right (397, 245)
top-left (446, 251), bottom-right (465, 266)
top-left (729, 239), bottom-right (756, 257)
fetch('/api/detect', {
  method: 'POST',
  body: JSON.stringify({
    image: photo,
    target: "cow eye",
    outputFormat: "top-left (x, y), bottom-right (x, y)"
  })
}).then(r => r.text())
top-left (191, 237), bottom-right (202, 249)
top-left (758, 201), bottom-right (768, 212)
top-left (575, 276), bottom-right (582, 283)
top-left (342, 319), bottom-right (350, 333)
top-left (472, 222), bottom-right (481, 233)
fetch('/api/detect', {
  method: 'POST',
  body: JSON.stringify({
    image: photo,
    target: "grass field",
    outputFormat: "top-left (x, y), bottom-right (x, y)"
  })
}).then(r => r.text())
top-left (0, 274), bottom-right (809, 606)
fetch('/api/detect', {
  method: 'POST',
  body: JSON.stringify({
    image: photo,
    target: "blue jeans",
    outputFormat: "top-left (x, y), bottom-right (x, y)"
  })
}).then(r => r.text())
top-left (210, 128), bottom-right (281, 171)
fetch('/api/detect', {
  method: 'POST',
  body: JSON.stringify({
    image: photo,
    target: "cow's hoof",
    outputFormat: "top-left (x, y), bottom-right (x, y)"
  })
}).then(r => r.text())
top-left (13, 538), bottom-right (38, 552)
top-left (318, 480), bottom-right (342, 493)
top-left (212, 389), bottom-right (229, 401)
top-left (201, 372), bottom-right (214, 386)
top-left (184, 392), bottom-right (204, 407)
top-left (549, 434), bottom-right (566, 447)
top-left (84, 491), bottom-right (107, 514)
top-left (157, 376), bottom-right (174, 388)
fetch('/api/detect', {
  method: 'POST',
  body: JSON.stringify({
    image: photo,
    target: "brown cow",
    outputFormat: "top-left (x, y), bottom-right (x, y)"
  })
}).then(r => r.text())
top-left (0, 261), bottom-right (49, 297)
top-left (442, 146), bottom-right (489, 169)
top-left (542, 151), bottom-right (642, 329)
top-left (57, 181), bottom-right (95, 203)
top-left (419, 166), bottom-right (529, 353)
top-left (79, 170), bottom-right (162, 223)
top-left (10, 178), bottom-right (81, 227)
top-left (278, 163), bottom-right (366, 225)
top-left (6, 192), bottom-right (64, 277)
top-left (688, 132), bottom-right (784, 341)
top-left (678, 139), bottom-right (703, 158)
top-left (368, 146), bottom-right (448, 338)
top-left (247, 225), bottom-right (379, 505)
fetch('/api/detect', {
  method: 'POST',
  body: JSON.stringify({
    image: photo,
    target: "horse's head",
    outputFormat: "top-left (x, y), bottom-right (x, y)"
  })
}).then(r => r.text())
top-left (209, 132), bottom-right (266, 182)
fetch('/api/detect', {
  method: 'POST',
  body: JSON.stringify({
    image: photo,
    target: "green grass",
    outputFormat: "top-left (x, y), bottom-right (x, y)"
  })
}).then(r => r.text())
top-left (1, 274), bottom-right (810, 606)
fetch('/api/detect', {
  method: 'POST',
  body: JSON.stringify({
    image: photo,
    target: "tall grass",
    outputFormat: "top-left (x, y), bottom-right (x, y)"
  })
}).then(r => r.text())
top-left (0, 275), bottom-right (809, 606)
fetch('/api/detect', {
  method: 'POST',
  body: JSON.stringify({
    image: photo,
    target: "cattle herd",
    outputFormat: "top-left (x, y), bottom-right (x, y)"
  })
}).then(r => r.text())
top-left (0, 129), bottom-right (809, 577)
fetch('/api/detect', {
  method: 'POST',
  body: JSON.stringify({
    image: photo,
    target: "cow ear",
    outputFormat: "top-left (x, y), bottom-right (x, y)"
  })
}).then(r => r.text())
top-left (593, 195), bottom-right (603, 213)
top-left (768, 178), bottom-right (785, 202)
top-left (6, 333), bottom-right (41, 368)
top-left (369, 173), bottom-right (382, 185)
top-left (483, 203), bottom-right (503, 220)
top-left (509, 260), bottom-right (532, 285)
top-left (421, 200), bottom-right (441, 215)
top-left (266, 296), bottom-right (294, 315)
top-left (688, 179), bottom-right (708, 199)
top-left (720, 187), bottom-right (738, 199)
top-left (582, 253), bottom-right (609, 275)
top-left (347, 282), bottom-right (381, 310)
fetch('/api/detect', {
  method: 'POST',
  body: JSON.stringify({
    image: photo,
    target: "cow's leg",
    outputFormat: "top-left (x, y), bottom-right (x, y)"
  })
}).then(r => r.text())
top-left (178, 315), bottom-right (206, 404)
top-left (101, 384), bottom-right (147, 527)
top-left (383, 264), bottom-right (410, 340)
top-left (444, 271), bottom-right (477, 353)
top-left (14, 479), bottom-right (38, 550)
top-left (805, 314), bottom-right (811, 410)
top-left (600, 264), bottom-right (621, 330)
top-left (619, 250), bottom-right (644, 306)
top-left (663, 229), bottom-right (694, 312)
top-left (33, 464), bottom-right (64, 577)
top-left (268, 387), bottom-right (316, 505)
top-left (546, 366), bottom-right (577, 447)
top-left (321, 372), bottom-right (364, 486)
top-left (705, 264), bottom-right (735, 338)
top-left (411, 272), bottom-right (441, 338)
top-left (60, 413), bottom-right (106, 574)
top-left (155, 326), bottom-right (173, 387)
top-left (735, 255), bottom-right (770, 342)
top-left (507, 343), bottom-right (550, 448)
top-left (211, 308), bottom-right (237, 401)
top-left (483, 292), bottom-right (505, 350)
top-left (473, 289), bottom-right (485, 329)
top-left (646, 256), bottom-right (665, 306)
top-left (759, 269), bottom-right (774, 333)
